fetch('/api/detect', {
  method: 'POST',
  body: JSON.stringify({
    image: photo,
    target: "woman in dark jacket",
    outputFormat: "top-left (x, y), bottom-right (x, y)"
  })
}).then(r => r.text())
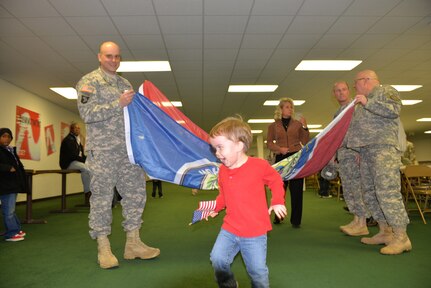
top-left (267, 98), bottom-right (309, 227)
top-left (0, 128), bottom-right (28, 241)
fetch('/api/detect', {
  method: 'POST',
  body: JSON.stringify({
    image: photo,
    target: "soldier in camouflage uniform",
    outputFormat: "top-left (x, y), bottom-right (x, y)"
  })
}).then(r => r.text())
top-left (77, 41), bottom-right (160, 269)
top-left (332, 81), bottom-right (370, 237)
top-left (346, 70), bottom-right (411, 255)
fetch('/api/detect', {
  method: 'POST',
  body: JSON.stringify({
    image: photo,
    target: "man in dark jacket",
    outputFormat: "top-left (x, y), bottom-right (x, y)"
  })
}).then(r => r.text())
top-left (59, 123), bottom-right (91, 205)
top-left (0, 127), bottom-right (27, 241)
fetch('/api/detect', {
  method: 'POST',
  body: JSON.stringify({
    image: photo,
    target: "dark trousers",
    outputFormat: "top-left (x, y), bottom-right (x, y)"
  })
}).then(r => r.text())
top-left (276, 152), bottom-right (304, 226)
top-left (152, 180), bottom-right (163, 197)
top-left (284, 178), bottom-right (304, 226)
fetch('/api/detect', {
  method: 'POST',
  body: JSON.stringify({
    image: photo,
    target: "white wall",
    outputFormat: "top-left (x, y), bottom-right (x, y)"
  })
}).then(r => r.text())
top-left (0, 79), bottom-right (85, 202)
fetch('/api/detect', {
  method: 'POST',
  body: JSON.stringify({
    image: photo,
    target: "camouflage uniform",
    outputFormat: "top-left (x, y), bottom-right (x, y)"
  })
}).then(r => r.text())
top-left (335, 103), bottom-right (368, 218)
top-left (77, 68), bottom-right (146, 239)
top-left (346, 85), bottom-right (409, 229)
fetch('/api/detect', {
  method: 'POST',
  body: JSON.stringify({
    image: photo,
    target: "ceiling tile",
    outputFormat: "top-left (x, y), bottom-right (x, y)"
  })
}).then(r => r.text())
top-left (112, 16), bottom-right (160, 34)
top-left (287, 16), bottom-right (338, 34)
top-left (101, 0), bottom-right (155, 16)
top-left (158, 16), bottom-right (202, 34)
top-left (204, 0), bottom-right (253, 15)
top-left (51, 0), bottom-right (108, 16)
top-left (66, 16), bottom-right (118, 35)
top-left (368, 16), bottom-right (423, 34)
top-left (251, 0), bottom-right (303, 15)
top-left (246, 16), bottom-right (294, 34)
top-left (204, 34), bottom-right (242, 49)
top-left (204, 16), bottom-right (248, 34)
top-left (1, 0), bottom-right (58, 17)
top-left (164, 34), bottom-right (202, 49)
top-left (328, 16), bottom-right (380, 33)
top-left (241, 34), bottom-right (283, 49)
top-left (153, 0), bottom-right (202, 15)
top-left (298, 0), bottom-right (353, 16)
top-left (21, 17), bottom-right (76, 36)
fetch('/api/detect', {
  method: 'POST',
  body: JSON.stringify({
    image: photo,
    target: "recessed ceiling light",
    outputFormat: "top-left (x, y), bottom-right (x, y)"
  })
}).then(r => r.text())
top-left (50, 87), bottom-right (77, 99)
top-left (117, 61), bottom-right (171, 72)
top-left (401, 100), bottom-right (422, 105)
top-left (295, 60), bottom-right (362, 71)
top-left (228, 85), bottom-right (278, 92)
top-left (310, 129), bottom-right (324, 133)
top-left (417, 118), bottom-right (431, 122)
top-left (391, 85), bottom-right (422, 92)
top-left (264, 100), bottom-right (305, 106)
top-left (307, 124), bottom-right (322, 129)
top-left (251, 130), bottom-right (263, 134)
top-left (247, 119), bottom-right (275, 123)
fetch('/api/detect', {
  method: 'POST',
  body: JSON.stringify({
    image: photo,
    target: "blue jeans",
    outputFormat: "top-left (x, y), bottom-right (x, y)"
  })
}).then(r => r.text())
top-left (210, 229), bottom-right (269, 288)
top-left (0, 193), bottom-right (21, 239)
top-left (68, 161), bottom-right (91, 193)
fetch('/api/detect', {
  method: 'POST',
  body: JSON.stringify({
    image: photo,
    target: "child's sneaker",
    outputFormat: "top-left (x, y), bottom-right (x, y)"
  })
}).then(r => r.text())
top-left (5, 234), bottom-right (24, 242)
top-left (18, 231), bottom-right (26, 237)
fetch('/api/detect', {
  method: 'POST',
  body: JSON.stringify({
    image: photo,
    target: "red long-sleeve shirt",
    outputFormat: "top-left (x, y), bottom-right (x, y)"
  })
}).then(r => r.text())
top-left (214, 157), bottom-right (285, 237)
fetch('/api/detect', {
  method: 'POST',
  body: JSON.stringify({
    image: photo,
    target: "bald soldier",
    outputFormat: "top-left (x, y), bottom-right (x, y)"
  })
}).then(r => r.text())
top-left (346, 70), bottom-right (411, 255)
top-left (76, 41), bottom-right (160, 269)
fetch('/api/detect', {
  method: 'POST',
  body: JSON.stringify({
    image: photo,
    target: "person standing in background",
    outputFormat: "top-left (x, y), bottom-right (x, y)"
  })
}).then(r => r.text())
top-left (0, 128), bottom-right (27, 242)
top-left (332, 81), bottom-right (371, 236)
top-left (267, 98), bottom-right (309, 228)
top-left (346, 70), bottom-right (411, 255)
top-left (76, 41), bottom-right (160, 269)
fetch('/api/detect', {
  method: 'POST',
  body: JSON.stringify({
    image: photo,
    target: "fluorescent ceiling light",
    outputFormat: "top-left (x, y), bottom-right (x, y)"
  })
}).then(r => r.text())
top-left (264, 100), bottom-right (305, 106)
top-left (391, 85), bottom-right (422, 92)
top-left (401, 100), bottom-right (422, 105)
top-left (117, 61), bottom-right (171, 72)
top-left (307, 124), bottom-right (322, 129)
top-left (310, 129), bottom-right (324, 133)
top-left (50, 87), bottom-right (77, 99)
top-left (251, 130), bottom-right (263, 134)
top-left (161, 101), bottom-right (182, 107)
top-left (295, 60), bottom-right (362, 71)
top-left (247, 119), bottom-right (275, 124)
top-left (228, 85), bottom-right (278, 92)
top-left (417, 118), bottom-right (431, 122)
top-left (425, 130), bottom-right (431, 134)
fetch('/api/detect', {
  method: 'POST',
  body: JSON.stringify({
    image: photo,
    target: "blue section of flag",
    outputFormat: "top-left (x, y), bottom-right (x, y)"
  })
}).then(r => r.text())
top-left (191, 210), bottom-right (204, 225)
top-left (125, 92), bottom-right (220, 189)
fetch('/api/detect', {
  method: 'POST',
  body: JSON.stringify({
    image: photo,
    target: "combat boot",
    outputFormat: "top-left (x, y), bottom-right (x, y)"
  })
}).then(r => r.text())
top-left (380, 228), bottom-right (412, 255)
top-left (124, 229), bottom-right (160, 260)
top-left (361, 222), bottom-right (393, 245)
top-left (339, 215), bottom-right (358, 231)
top-left (97, 236), bottom-right (119, 269)
top-left (340, 216), bottom-right (369, 236)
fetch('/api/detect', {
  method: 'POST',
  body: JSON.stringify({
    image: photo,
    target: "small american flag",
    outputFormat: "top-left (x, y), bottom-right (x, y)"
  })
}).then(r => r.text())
top-left (189, 200), bottom-right (217, 225)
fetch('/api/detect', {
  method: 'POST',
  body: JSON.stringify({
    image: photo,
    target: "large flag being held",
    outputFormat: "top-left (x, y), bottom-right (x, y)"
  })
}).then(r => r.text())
top-left (125, 81), bottom-right (356, 190)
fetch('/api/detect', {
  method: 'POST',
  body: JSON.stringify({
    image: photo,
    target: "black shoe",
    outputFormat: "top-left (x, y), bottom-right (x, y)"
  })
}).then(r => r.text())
top-left (343, 206), bottom-right (349, 212)
top-left (292, 224), bottom-right (301, 228)
top-left (152, 193), bottom-right (156, 198)
top-left (159, 194), bottom-right (163, 198)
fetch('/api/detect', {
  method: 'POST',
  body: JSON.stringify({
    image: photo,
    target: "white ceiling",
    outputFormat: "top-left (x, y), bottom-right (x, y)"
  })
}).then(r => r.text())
top-left (1, 0), bottom-right (430, 138)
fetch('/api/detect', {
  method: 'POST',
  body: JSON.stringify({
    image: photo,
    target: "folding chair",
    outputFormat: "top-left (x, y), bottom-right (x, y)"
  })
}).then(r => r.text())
top-left (403, 165), bottom-right (431, 224)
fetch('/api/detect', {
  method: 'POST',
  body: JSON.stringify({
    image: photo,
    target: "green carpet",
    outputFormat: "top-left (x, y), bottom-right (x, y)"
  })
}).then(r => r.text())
top-left (1, 183), bottom-right (430, 288)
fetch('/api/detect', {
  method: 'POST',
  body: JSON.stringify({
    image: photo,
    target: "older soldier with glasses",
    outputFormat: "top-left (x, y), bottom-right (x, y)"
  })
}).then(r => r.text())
top-left (346, 70), bottom-right (411, 255)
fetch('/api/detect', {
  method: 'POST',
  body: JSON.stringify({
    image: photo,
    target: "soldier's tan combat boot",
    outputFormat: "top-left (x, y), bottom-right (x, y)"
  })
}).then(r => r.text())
top-left (340, 216), bottom-right (369, 236)
top-left (124, 229), bottom-right (160, 260)
top-left (361, 223), bottom-right (393, 245)
top-left (97, 236), bottom-right (119, 269)
top-left (339, 215), bottom-right (358, 231)
top-left (380, 228), bottom-right (412, 255)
